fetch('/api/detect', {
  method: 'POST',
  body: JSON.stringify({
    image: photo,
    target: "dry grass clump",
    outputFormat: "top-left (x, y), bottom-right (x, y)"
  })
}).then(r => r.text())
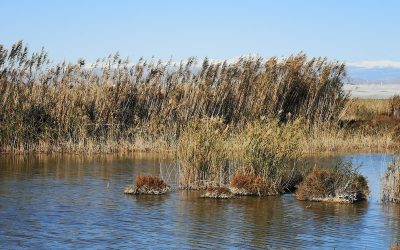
top-left (124, 175), bottom-right (170, 195)
top-left (201, 186), bottom-right (234, 199)
top-left (305, 125), bottom-right (395, 154)
top-left (305, 97), bottom-right (398, 154)
top-left (235, 119), bottom-right (306, 193)
top-left (296, 162), bottom-right (369, 203)
top-left (341, 99), bottom-right (391, 121)
top-left (135, 175), bottom-right (168, 189)
top-left (381, 156), bottom-right (400, 203)
top-left (230, 172), bottom-right (275, 196)
top-left (177, 117), bottom-right (228, 189)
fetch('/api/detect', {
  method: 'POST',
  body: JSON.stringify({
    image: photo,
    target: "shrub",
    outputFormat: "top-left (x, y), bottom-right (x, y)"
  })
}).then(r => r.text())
top-left (296, 161), bottom-right (369, 203)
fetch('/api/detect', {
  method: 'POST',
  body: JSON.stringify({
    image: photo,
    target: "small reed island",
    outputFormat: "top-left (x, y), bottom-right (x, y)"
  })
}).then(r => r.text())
top-left (200, 162), bottom-right (370, 203)
top-left (124, 175), bottom-right (170, 195)
top-left (295, 163), bottom-right (370, 203)
top-left (176, 118), bottom-right (371, 203)
top-left (201, 173), bottom-right (280, 199)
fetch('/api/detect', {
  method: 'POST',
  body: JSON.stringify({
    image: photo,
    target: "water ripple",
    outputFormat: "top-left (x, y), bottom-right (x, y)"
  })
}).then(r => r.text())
top-left (0, 154), bottom-right (398, 249)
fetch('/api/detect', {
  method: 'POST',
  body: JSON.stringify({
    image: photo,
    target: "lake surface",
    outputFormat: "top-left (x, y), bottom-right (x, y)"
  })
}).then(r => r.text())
top-left (344, 83), bottom-right (400, 98)
top-left (0, 153), bottom-right (399, 249)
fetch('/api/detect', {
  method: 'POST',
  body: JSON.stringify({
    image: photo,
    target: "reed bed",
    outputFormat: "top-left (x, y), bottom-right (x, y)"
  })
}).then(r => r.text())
top-left (0, 41), bottom-right (348, 153)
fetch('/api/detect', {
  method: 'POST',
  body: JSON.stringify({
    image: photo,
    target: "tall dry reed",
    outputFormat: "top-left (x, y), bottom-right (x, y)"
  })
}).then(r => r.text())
top-left (0, 41), bottom-right (348, 153)
top-left (382, 155), bottom-right (400, 203)
top-left (176, 117), bottom-right (228, 189)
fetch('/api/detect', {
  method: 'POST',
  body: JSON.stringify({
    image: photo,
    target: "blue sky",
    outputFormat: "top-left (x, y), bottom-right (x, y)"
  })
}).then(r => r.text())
top-left (1, 0), bottom-right (400, 65)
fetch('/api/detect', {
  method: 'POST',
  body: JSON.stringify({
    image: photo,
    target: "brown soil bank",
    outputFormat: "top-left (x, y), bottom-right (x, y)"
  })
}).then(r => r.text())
top-left (201, 187), bottom-right (235, 199)
top-left (201, 172), bottom-right (301, 199)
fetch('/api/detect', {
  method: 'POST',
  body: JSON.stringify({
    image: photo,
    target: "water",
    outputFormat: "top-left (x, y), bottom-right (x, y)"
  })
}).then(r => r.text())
top-left (0, 153), bottom-right (399, 249)
top-left (343, 83), bottom-right (400, 98)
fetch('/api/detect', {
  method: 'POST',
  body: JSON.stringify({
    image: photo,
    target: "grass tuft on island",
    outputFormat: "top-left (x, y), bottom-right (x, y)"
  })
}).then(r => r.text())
top-left (296, 162), bottom-right (369, 203)
top-left (229, 173), bottom-right (277, 196)
top-left (124, 175), bottom-right (170, 195)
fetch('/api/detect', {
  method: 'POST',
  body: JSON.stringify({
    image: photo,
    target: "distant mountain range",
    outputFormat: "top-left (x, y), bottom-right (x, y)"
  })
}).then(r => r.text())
top-left (347, 66), bottom-right (400, 85)
top-left (345, 66), bottom-right (400, 98)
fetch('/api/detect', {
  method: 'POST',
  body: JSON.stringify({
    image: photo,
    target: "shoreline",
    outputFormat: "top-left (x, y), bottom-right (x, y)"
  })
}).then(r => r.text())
top-left (0, 134), bottom-right (398, 156)
top-left (0, 146), bottom-right (397, 157)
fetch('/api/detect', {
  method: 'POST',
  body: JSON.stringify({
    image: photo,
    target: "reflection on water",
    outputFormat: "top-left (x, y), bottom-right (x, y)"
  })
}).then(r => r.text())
top-left (0, 153), bottom-right (172, 181)
top-left (0, 153), bottom-right (399, 249)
